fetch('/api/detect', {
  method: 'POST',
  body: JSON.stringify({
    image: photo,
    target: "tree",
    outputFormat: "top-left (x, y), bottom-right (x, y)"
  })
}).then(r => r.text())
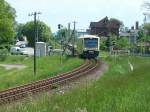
top-left (15, 23), bottom-right (25, 41)
top-left (117, 37), bottom-right (129, 49)
top-left (109, 18), bottom-right (123, 26)
top-left (22, 21), bottom-right (52, 47)
top-left (57, 28), bottom-right (68, 41)
top-left (143, 23), bottom-right (150, 36)
top-left (0, 0), bottom-right (16, 45)
top-left (105, 33), bottom-right (117, 51)
top-left (138, 24), bottom-right (150, 54)
top-left (107, 34), bottom-right (129, 50)
top-left (100, 38), bottom-right (107, 50)
top-left (142, 1), bottom-right (150, 10)
top-left (138, 24), bottom-right (150, 44)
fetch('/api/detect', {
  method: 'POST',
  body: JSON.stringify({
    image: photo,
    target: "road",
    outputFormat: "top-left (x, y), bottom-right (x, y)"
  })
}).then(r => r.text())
top-left (0, 64), bottom-right (26, 70)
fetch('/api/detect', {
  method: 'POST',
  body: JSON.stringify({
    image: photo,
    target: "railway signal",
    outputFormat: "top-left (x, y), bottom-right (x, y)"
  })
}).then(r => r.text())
top-left (58, 24), bottom-right (61, 29)
top-left (143, 12), bottom-right (150, 23)
top-left (58, 24), bottom-right (63, 29)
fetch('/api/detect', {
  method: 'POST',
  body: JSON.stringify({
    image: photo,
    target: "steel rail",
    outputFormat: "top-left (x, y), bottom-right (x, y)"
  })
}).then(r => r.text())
top-left (0, 59), bottom-right (99, 105)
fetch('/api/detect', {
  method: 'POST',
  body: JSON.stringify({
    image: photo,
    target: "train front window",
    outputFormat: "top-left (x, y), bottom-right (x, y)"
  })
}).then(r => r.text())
top-left (84, 38), bottom-right (98, 48)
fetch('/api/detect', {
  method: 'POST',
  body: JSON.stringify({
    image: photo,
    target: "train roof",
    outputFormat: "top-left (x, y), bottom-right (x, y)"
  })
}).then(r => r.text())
top-left (79, 35), bottom-right (99, 39)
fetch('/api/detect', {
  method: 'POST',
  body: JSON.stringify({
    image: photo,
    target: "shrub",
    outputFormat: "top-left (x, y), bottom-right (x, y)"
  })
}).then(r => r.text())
top-left (0, 49), bottom-right (8, 61)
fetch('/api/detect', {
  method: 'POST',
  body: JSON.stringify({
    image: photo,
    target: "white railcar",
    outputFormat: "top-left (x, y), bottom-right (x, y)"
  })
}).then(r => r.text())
top-left (79, 35), bottom-right (100, 58)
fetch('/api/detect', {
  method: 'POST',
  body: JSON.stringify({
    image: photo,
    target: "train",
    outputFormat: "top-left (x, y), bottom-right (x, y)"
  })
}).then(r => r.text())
top-left (78, 35), bottom-right (100, 59)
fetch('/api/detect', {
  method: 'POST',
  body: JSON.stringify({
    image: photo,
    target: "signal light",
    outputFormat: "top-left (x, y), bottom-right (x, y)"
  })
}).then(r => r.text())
top-left (58, 24), bottom-right (61, 29)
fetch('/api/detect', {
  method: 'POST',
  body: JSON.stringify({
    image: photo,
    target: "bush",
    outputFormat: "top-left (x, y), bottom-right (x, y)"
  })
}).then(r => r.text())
top-left (0, 49), bottom-right (9, 61)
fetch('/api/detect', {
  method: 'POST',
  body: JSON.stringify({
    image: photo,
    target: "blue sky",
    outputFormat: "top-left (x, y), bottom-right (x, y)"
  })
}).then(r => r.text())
top-left (6, 0), bottom-right (146, 32)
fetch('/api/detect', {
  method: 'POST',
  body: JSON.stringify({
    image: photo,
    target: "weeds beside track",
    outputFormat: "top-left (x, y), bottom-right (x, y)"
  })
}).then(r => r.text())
top-left (0, 59), bottom-right (99, 105)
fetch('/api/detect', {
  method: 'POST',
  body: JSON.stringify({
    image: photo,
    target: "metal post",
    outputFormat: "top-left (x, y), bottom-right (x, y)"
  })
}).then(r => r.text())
top-left (68, 23), bottom-right (71, 41)
top-left (72, 21), bottom-right (77, 56)
top-left (37, 18), bottom-right (39, 42)
top-left (60, 40), bottom-right (63, 64)
top-left (34, 12), bottom-right (37, 75)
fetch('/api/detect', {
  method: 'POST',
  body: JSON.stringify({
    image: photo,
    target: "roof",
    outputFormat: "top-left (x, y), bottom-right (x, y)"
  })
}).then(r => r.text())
top-left (90, 17), bottom-right (121, 28)
top-left (90, 17), bottom-right (108, 28)
top-left (79, 35), bottom-right (99, 39)
top-left (119, 32), bottom-right (130, 37)
top-left (15, 41), bottom-right (28, 46)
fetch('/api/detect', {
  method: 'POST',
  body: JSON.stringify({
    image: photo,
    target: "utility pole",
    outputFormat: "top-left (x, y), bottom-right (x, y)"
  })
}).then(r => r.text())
top-left (72, 21), bottom-right (77, 56)
top-left (37, 15), bottom-right (40, 42)
top-left (29, 12), bottom-right (41, 75)
top-left (68, 23), bottom-right (71, 41)
top-left (143, 13), bottom-right (147, 24)
top-left (143, 12), bottom-right (150, 24)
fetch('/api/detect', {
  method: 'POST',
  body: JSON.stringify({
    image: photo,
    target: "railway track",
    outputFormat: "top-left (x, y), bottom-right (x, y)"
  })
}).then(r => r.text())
top-left (0, 59), bottom-right (99, 105)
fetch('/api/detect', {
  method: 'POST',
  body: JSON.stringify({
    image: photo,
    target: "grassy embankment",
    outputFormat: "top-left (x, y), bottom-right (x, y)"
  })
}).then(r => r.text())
top-left (0, 56), bottom-right (84, 90)
top-left (0, 55), bottom-right (150, 112)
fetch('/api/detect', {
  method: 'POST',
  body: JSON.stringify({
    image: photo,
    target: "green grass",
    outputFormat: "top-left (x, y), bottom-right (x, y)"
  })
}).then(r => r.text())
top-left (0, 56), bottom-right (150, 112)
top-left (100, 51), bottom-right (109, 58)
top-left (0, 56), bottom-right (84, 90)
top-left (49, 38), bottom-right (61, 49)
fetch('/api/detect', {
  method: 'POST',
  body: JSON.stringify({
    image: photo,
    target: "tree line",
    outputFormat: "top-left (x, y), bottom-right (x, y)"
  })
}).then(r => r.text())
top-left (16, 21), bottom-right (52, 47)
top-left (0, 0), bottom-right (53, 49)
top-left (0, 0), bottom-right (16, 47)
top-left (0, 0), bottom-right (150, 53)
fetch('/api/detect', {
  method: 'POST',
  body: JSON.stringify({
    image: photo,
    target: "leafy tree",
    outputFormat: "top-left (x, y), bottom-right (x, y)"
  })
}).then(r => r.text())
top-left (57, 28), bottom-right (68, 41)
top-left (107, 34), bottom-right (129, 50)
top-left (142, 1), bottom-right (150, 10)
top-left (0, 0), bottom-right (16, 45)
top-left (22, 21), bottom-right (52, 47)
top-left (15, 23), bottom-right (25, 41)
top-left (138, 24), bottom-right (150, 45)
top-left (143, 23), bottom-right (150, 36)
top-left (117, 37), bottom-right (129, 49)
top-left (137, 24), bottom-right (150, 54)
top-left (105, 34), bottom-right (118, 50)
top-left (100, 38), bottom-right (107, 50)
top-left (109, 18), bottom-right (123, 26)
top-left (56, 28), bottom-right (75, 41)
